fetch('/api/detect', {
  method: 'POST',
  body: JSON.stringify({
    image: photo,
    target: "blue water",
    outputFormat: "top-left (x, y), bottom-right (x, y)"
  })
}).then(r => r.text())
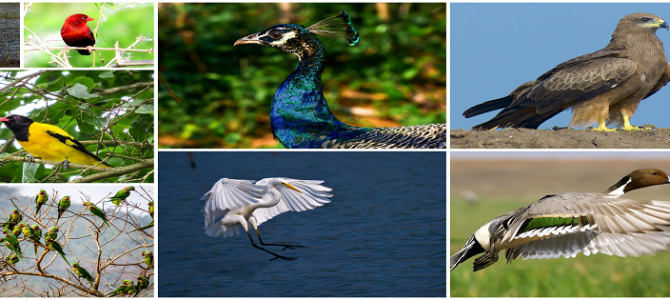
top-left (158, 152), bottom-right (446, 297)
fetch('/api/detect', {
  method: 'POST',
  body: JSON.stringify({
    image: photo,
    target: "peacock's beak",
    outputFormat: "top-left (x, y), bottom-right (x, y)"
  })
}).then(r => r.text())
top-left (234, 33), bottom-right (262, 46)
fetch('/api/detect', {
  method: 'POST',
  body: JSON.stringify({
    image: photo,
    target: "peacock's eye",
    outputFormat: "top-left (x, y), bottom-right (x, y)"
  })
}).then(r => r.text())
top-left (269, 31), bottom-right (282, 39)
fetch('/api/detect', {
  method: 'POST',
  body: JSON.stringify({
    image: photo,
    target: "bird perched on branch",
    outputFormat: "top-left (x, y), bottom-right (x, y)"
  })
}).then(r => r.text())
top-left (1, 209), bottom-right (22, 231)
top-left (108, 186), bottom-right (135, 206)
top-left (61, 13), bottom-right (96, 56)
top-left (72, 262), bottom-right (95, 287)
top-left (45, 237), bottom-right (70, 265)
top-left (35, 189), bottom-right (48, 215)
top-left (141, 251), bottom-right (153, 268)
top-left (201, 177), bottom-right (332, 261)
top-left (0, 115), bottom-right (112, 168)
top-left (463, 13), bottom-right (670, 131)
top-left (56, 196), bottom-right (71, 224)
top-left (234, 11), bottom-right (446, 148)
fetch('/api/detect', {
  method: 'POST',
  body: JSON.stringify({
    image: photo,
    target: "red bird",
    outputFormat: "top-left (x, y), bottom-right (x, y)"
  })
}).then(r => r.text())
top-left (60, 13), bottom-right (96, 55)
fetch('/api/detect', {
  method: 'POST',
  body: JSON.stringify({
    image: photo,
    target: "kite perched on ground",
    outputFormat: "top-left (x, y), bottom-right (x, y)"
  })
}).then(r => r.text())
top-left (463, 13), bottom-right (670, 131)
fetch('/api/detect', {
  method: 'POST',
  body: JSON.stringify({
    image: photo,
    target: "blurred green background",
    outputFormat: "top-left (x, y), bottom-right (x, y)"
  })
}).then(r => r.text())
top-left (158, 3), bottom-right (446, 148)
top-left (0, 70), bottom-right (154, 183)
top-left (24, 2), bottom-right (154, 68)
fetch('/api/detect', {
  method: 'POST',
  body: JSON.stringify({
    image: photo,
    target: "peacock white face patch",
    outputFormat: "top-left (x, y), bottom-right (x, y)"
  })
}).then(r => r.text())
top-left (268, 31), bottom-right (297, 46)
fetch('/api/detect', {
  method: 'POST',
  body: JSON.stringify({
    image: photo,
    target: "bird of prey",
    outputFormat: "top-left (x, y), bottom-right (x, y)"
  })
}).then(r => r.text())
top-left (463, 13), bottom-right (670, 131)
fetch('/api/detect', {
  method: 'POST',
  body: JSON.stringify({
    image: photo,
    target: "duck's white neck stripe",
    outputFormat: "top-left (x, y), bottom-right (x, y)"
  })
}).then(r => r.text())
top-left (474, 221), bottom-right (492, 251)
top-left (606, 177), bottom-right (631, 198)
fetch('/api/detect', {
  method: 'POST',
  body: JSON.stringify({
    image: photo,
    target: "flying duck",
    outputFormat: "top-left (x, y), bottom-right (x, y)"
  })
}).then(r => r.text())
top-left (450, 168), bottom-right (670, 272)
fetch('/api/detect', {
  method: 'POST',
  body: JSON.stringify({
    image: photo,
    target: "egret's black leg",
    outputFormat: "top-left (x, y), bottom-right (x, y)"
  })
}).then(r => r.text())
top-left (255, 229), bottom-right (305, 251)
top-left (246, 231), bottom-right (297, 261)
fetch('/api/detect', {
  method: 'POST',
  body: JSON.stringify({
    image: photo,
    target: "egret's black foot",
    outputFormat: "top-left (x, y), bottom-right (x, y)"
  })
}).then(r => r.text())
top-left (261, 243), bottom-right (306, 251)
top-left (269, 254), bottom-right (297, 261)
top-left (281, 245), bottom-right (305, 251)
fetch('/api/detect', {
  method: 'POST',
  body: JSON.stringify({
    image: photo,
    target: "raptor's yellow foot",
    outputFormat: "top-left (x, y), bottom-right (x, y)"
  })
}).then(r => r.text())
top-left (621, 124), bottom-right (645, 131)
top-left (621, 116), bottom-right (650, 131)
top-left (590, 122), bottom-right (617, 132)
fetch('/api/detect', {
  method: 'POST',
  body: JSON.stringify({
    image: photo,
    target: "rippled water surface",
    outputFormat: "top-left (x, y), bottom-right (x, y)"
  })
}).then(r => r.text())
top-left (158, 152), bottom-right (446, 297)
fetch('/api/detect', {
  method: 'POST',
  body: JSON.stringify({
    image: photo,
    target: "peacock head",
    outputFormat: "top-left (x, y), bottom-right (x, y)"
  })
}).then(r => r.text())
top-left (234, 11), bottom-right (360, 57)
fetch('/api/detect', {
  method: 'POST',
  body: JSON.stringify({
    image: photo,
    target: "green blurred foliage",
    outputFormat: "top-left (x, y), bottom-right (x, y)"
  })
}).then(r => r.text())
top-left (24, 2), bottom-right (154, 67)
top-left (158, 3), bottom-right (446, 148)
top-left (0, 70), bottom-right (154, 183)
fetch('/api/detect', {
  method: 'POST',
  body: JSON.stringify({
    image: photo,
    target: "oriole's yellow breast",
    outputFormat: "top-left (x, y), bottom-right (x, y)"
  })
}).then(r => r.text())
top-left (19, 122), bottom-right (109, 167)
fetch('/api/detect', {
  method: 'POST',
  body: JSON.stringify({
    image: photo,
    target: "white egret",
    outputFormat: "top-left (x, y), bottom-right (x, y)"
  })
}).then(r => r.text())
top-left (201, 177), bottom-right (333, 261)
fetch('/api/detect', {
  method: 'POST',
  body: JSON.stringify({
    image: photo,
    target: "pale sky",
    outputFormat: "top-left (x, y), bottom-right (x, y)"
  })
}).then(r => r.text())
top-left (0, 184), bottom-right (154, 207)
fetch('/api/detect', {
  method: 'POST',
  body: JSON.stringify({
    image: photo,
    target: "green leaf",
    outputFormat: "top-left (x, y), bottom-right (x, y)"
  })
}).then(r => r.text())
top-left (68, 83), bottom-right (99, 100)
top-left (76, 117), bottom-right (98, 134)
top-left (73, 76), bottom-right (95, 91)
top-left (99, 71), bottom-right (115, 78)
top-left (22, 162), bottom-right (39, 183)
top-left (135, 104), bottom-right (154, 115)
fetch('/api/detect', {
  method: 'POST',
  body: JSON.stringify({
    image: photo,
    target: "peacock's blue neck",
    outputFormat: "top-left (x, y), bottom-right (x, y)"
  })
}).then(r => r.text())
top-left (270, 44), bottom-right (369, 148)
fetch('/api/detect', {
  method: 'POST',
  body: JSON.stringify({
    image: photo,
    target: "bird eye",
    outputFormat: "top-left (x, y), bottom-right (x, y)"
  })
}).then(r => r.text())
top-left (269, 31), bottom-right (283, 39)
top-left (13, 116), bottom-right (18, 119)
top-left (653, 172), bottom-right (658, 175)
top-left (642, 18), bottom-right (651, 22)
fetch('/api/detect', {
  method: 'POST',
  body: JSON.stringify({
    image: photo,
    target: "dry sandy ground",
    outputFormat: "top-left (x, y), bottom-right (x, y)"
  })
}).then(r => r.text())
top-left (450, 128), bottom-right (670, 148)
top-left (450, 159), bottom-right (670, 203)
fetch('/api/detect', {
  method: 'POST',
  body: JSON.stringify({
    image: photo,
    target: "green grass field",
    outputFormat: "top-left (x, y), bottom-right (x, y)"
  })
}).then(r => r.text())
top-left (450, 199), bottom-right (670, 297)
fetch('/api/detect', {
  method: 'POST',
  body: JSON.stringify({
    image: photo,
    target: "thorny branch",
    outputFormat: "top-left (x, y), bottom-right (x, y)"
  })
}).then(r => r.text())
top-left (0, 189), bottom-right (154, 296)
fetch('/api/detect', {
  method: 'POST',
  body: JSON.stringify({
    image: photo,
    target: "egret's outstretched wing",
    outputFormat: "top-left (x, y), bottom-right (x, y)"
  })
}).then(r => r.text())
top-left (253, 179), bottom-right (333, 226)
top-left (201, 178), bottom-right (267, 227)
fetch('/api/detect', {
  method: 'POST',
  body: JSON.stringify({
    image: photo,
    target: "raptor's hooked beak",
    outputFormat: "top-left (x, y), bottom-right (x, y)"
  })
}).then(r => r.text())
top-left (234, 33), bottom-right (262, 46)
top-left (659, 19), bottom-right (668, 30)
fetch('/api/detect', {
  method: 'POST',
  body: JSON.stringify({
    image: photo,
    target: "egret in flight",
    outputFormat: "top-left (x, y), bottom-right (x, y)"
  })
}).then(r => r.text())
top-left (201, 177), bottom-right (333, 261)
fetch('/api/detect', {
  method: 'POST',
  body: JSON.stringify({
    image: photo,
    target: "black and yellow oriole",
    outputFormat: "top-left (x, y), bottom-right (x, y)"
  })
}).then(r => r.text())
top-left (0, 115), bottom-right (112, 168)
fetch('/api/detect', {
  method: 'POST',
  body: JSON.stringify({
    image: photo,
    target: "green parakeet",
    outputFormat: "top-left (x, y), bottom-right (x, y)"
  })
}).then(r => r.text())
top-left (107, 279), bottom-right (133, 297)
top-left (45, 227), bottom-right (58, 240)
top-left (2, 228), bottom-right (23, 260)
top-left (20, 223), bottom-right (42, 255)
top-left (11, 226), bottom-right (21, 238)
top-left (125, 282), bottom-right (137, 296)
top-left (10, 210), bottom-right (22, 224)
top-left (2, 253), bottom-right (19, 270)
top-left (108, 186), bottom-right (135, 206)
top-left (31, 225), bottom-right (43, 255)
top-left (83, 202), bottom-right (117, 234)
top-left (20, 222), bottom-right (32, 236)
top-left (56, 196), bottom-right (71, 224)
top-left (141, 251), bottom-right (153, 268)
top-left (45, 237), bottom-right (69, 265)
top-left (72, 262), bottom-right (95, 287)
top-left (135, 275), bottom-right (149, 296)
top-left (35, 190), bottom-right (48, 215)
top-left (1, 209), bottom-right (22, 231)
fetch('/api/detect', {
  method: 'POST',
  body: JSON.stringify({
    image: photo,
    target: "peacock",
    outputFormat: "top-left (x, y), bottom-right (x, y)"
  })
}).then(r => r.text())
top-left (234, 11), bottom-right (446, 149)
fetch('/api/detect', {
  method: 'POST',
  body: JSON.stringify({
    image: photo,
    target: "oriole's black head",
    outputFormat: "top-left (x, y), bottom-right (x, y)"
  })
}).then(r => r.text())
top-left (0, 115), bottom-right (34, 134)
top-left (234, 11), bottom-right (360, 58)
